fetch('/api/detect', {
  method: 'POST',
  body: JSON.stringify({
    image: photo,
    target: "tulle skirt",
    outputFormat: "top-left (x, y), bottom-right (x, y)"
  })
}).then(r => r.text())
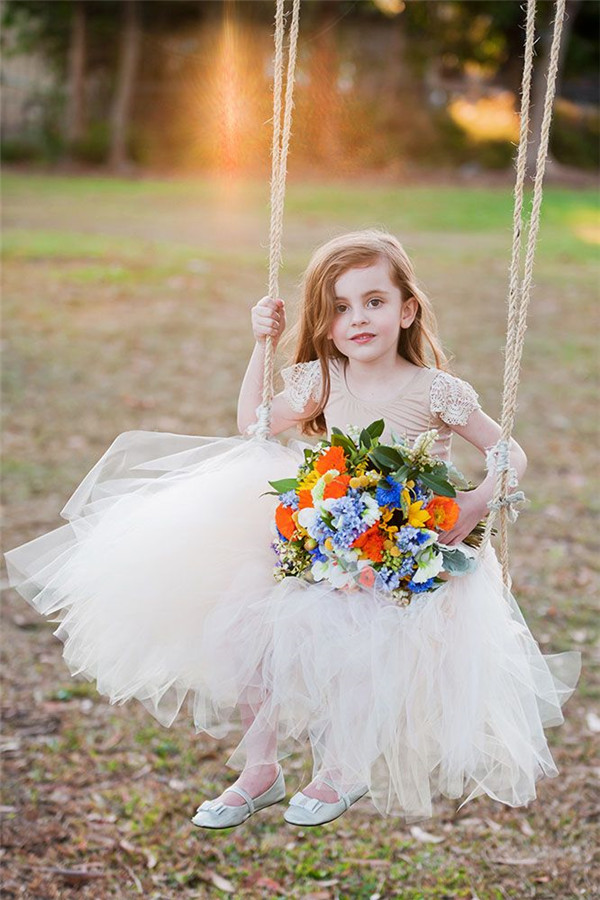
top-left (4, 430), bottom-right (582, 821)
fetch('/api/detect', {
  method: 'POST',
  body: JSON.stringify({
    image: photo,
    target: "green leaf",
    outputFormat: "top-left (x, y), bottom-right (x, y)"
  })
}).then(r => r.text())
top-left (268, 477), bottom-right (299, 494)
top-left (331, 433), bottom-right (356, 455)
top-left (390, 465), bottom-right (411, 483)
top-left (369, 446), bottom-right (404, 470)
top-left (440, 548), bottom-right (477, 575)
top-left (418, 473), bottom-right (456, 497)
top-left (366, 419), bottom-right (385, 440)
top-left (359, 429), bottom-right (372, 450)
top-left (331, 427), bottom-right (343, 436)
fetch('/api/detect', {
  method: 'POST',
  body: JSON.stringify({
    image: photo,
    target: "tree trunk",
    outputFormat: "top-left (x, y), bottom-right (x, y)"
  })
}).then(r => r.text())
top-left (65, 0), bottom-right (86, 150)
top-left (308, 0), bottom-right (343, 167)
top-left (109, 0), bottom-right (142, 171)
top-left (526, 0), bottom-right (582, 173)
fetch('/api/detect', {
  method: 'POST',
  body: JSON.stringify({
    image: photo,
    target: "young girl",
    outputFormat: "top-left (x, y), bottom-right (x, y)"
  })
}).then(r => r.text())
top-left (5, 230), bottom-right (581, 829)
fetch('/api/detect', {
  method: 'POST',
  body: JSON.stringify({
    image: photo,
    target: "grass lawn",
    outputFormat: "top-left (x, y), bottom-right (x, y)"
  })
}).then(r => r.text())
top-left (1, 170), bottom-right (598, 898)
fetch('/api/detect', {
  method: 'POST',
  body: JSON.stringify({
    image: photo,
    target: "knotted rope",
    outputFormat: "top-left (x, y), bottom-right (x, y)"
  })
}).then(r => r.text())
top-left (253, 0), bottom-right (301, 440)
top-left (476, 0), bottom-right (567, 588)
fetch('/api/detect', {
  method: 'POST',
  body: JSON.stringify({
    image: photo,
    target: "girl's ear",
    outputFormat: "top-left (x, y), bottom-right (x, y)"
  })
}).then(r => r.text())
top-left (401, 296), bottom-right (418, 329)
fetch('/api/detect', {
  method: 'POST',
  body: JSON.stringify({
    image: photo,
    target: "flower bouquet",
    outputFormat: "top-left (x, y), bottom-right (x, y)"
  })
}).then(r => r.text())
top-left (267, 420), bottom-right (493, 606)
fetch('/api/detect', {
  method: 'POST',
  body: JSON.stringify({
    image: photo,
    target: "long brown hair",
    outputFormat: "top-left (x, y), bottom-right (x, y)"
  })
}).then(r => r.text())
top-left (281, 229), bottom-right (452, 436)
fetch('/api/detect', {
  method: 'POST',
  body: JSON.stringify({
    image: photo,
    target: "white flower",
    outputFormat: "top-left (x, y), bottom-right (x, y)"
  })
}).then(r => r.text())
top-left (412, 545), bottom-right (444, 583)
top-left (412, 429), bottom-right (438, 456)
top-left (417, 529), bottom-right (439, 551)
top-left (297, 507), bottom-right (319, 537)
top-left (334, 545), bottom-right (361, 565)
top-left (361, 493), bottom-right (381, 525)
top-left (311, 558), bottom-right (355, 589)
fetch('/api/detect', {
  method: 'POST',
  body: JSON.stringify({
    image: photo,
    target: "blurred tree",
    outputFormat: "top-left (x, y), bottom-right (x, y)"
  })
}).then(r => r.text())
top-left (1, 0), bottom-right (597, 171)
top-left (108, 0), bottom-right (141, 169)
top-left (65, 0), bottom-right (87, 150)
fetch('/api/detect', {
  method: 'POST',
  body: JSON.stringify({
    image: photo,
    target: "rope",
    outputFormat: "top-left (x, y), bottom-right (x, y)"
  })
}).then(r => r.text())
top-left (252, 0), bottom-right (301, 440)
top-left (476, 0), bottom-right (567, 588)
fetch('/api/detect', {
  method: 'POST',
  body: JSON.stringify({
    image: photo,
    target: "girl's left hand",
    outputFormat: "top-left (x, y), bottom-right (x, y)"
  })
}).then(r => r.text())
top-left (436, 490), bottom-right (489, 546)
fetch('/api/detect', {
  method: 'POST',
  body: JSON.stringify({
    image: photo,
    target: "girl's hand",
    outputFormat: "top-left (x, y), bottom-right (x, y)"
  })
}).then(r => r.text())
top-left (437, 489), bottom-right (489, 547)
top-left (251, 296), bottom-right (286, 345)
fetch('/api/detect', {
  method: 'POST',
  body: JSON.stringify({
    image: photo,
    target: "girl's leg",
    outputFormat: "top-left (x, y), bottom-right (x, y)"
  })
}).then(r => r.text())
top-left (213, 688), bottom-right (280, 807)
top-left (300, 720), bottom-right (346, 803)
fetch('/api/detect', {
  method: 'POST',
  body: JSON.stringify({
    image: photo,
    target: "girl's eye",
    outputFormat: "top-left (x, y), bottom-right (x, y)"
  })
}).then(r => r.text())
top-left (335, 304), bottom-right (347, 314)
top-left (368, 298), bottom-right (382, 307)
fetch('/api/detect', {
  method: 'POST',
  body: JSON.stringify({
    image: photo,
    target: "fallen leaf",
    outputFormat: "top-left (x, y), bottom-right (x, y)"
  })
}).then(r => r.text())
top-left (42, 867), bottom-right (105, 885)
top-left (520, 819), bottom-right (535, 837)
top-left (202, 870), bottom-right (235, 893)
top-left (410, 825), bottom-right (445, 843)
top-left (585, 711), bottom-right (600, 733)
top-left (255, 875), bottom-right (288, 893)
top-left (490, 856), bottom-right (539, 866)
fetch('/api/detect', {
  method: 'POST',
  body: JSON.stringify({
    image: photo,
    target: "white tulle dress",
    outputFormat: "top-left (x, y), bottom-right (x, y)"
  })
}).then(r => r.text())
top-left (4, 357), bottom-right (582, 821)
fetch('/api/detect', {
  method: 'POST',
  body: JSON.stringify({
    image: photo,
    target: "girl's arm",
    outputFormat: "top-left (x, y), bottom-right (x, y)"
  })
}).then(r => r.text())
top-left (437, 408), bottom-right (528, 546)
top-left (237, 296), bottom-right (319, 436)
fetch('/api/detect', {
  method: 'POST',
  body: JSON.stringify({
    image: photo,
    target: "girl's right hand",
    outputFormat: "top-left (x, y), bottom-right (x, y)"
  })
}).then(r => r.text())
top-left (251, 296), bottom-right (286, 345)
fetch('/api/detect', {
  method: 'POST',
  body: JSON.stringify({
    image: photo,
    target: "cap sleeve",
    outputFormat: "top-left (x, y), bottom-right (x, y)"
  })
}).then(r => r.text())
top-left (430, 371), bottom-right (481, 427)
top-left (280, 359), bottom-right (323, 414)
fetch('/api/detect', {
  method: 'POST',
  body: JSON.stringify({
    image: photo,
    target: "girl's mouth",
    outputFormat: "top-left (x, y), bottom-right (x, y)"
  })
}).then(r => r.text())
top-left (351, 333), bottom-right (376, 343)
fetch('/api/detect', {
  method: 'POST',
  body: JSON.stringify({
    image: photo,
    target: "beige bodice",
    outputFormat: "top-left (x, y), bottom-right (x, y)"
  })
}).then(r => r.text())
top-left (280, 357), bottom-right (481, 462)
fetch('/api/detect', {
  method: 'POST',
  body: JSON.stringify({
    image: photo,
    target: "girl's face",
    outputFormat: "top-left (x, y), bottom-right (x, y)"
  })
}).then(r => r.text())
top-left (328, 257), bottom-right (417, 363)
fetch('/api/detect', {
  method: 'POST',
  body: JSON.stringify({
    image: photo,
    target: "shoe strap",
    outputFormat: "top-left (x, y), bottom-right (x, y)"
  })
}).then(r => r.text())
top-left (320, 778), bottom-right (350, 810)
top-left (223, 784), bottom-right (254, 814)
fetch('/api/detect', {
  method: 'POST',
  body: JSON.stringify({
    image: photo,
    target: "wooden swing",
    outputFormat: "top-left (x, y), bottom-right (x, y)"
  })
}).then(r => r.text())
top-left (254, 0), bottom-right (568, 591)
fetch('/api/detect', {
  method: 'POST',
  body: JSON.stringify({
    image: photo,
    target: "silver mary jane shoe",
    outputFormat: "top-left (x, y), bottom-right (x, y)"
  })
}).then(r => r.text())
top-left (283, 778), bottom-right (368, 827)
top-left (191, 765), bottom-right (286, 830)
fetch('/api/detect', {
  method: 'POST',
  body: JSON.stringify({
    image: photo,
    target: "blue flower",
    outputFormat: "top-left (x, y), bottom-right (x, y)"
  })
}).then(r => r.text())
top-left (396, 526), bottom-right (421, 552)
top-left (375, 476), bottom-right (402, 508)
top-left (328, 496), bottom-right (369, 549)
top-left (280, 490), bottom-right (299, 509)
top-left (375, 566), bottom-right (401, 591)
top-left (309, 544), bottom-right (328, 564)
top-left (407, 576), bottom-right (436, 593)
top-left (397, 555), bottom-right (415, 577)
top-left (411, 482), bottom-right (430, 504)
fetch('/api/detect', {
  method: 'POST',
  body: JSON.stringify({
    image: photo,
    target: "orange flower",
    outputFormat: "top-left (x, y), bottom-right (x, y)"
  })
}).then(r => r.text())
top-left (425, 496), bottom-right (460, 531)
top-left (275, 503), bottom-right (296, 540)
top-left (358, 566), bottom-right (376, 588)
top-left (298, 489), bottom-right (314, 509)
top-left (315, 445), bottom-right (347, 475)
top-left (352, 523), bottom-right (385, 563)
top-left (323, 474), bottom-right (351, 500)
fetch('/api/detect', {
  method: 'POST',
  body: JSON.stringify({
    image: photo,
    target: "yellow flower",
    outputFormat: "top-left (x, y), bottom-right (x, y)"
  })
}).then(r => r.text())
top-left (407, 500), bottom-right (431, 528)
top-left (298, 470), bottom-right (320, 491)
top-left (291, 510), bottom-right (308, 537)
top-left (324, 537), bottom-right (334, 551)
top-left (388, 546), bottom-right (401, 558)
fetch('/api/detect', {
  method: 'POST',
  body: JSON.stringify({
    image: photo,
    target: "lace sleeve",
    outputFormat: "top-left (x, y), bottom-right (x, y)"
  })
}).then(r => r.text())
top-left (430, 371), bottom-right (481, 427)
top-left (280, 359), bottom-right (323, 414)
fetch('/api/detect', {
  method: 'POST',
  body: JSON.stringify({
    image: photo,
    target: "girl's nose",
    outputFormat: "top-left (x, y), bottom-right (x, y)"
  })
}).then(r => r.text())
top-left (351, 306), bottom-right (369, 325)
